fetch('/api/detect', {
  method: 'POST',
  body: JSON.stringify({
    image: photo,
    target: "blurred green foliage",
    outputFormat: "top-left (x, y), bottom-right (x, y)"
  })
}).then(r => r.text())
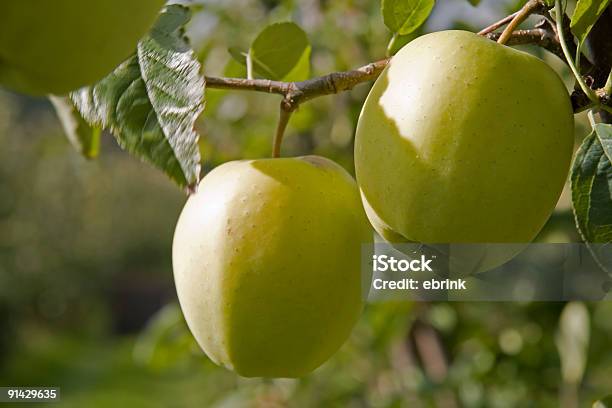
top-left (0, 0), bottom-right (610, 407)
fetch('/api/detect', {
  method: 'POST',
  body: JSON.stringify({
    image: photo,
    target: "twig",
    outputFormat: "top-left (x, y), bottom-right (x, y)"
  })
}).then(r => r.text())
top-left (204, 26), bottom-right (562, 107)
top-left (204, 76), bottom-right (292, 95)
top-left (204, 28), bottom-right (572, 108)
top-left (498, 0), bottom-right (545, 45)
top-left (206, 59), bottom-right (389, 113)
top-left (202, 3), bottom-right (611, 154)
top-left (478, 11), bottom-right (520, 35)
top-left (485, 27), bottom-right (563, 60)
top-left (204, 30), bottom-right (608, 114)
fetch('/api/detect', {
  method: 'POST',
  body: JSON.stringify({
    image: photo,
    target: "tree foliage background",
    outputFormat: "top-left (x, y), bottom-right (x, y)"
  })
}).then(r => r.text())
top-left (0, 0), bottom-right (611, 407)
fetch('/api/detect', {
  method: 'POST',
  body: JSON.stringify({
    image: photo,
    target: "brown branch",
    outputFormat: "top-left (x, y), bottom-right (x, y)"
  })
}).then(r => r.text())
top-left (486, 27), bottom-right (564, 60)
top-left (203, 4), bottom-right (610, 153)
top-left (205, 59), bottom-right (389, 113)
top-left (204, 29), bottom-right (574, 110)
top-left (497, 0), bottom-right (547, 45)
top-left (478, 11), bottom-right (520, 36)
top-left (481, 0), bottom-right (602, 113)
top-left (204, 76), bottom-right (291, 95)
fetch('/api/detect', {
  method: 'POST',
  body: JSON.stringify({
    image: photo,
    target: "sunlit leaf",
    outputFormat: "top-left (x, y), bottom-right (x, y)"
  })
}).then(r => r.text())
top-left (228, 46), bottom-right (248, 66)
top-left (571, 0), bottom-right (612, 46)
top-left (248, 22), bottom-right (311, 81)
top-left (71, 5), bottom-right (204, 188)
top-left (49, 95), bottom-right (101, 159)
top-left (381, 0), bottom-right (435, 35)
top-left (571, 123), bottom-right (612, 272)
top-left (228, 23), bottom-right (311, 81)
top-left (571, 125), bottom-right (612, 243)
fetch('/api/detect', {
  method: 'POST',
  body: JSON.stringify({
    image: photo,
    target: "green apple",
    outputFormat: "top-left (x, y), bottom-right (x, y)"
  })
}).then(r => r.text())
top-left (172, 156), bottom-right (372, 377)
top-left (355, 30), bottom-right (574, 273)
top-left (0, 0), bottom-right (165, 96)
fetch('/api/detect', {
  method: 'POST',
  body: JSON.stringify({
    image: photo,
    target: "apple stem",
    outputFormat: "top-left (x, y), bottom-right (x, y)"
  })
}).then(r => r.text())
top-left (272, 105), bottom-right (293, 158)
top-left (497, 0), bottom-right (543, 45)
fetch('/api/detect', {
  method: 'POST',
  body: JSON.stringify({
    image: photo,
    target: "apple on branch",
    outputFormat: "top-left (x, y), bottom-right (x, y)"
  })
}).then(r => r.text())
top-left (172, 156), bottom-right (372, 378)
top-left (355, 30), bottom-right (574, 274)
top-left (0, 0), bottom-right (165, 95)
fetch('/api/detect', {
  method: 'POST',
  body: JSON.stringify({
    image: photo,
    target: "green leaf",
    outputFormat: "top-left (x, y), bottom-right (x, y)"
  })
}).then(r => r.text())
top-left (571, 123), bottom-right (612, 243)
top-left (570, 0), bottom-right (612, 46)
top-left (71, 5), bottom-right (204, 188)
top-left (381, 0), bottom-right (435, 35)
top-left (49, 95), bottom-right (101, 159)
top-left (594, 396), bottom-right (612, 408)
top-left (466, 0), bottom-right (482, 6)
top-left (228, 23), bottom-right (311, 81)
top-left (249, 22), bottom-right (311, 81)
top-left (228, 46), bottom-right (248, 66)
top-left (571, 123), bottom-right (612, 273)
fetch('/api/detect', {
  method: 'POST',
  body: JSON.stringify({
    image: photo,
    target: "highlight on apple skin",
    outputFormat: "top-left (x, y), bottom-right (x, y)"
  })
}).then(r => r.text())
top-left (0, 0), bottom-right (165, 96)
top-left (355, 30), bottom-right (574, 274)
top-left (172, 155), bottom-right (372, 378)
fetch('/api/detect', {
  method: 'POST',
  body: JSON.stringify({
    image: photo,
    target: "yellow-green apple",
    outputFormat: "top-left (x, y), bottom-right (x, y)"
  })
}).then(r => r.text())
top-left (355, 30), bottom-right (574, 274)
top-left (0, 0), bottom-right (165, 95)
top-left (172, 156), bottom-right (372, 377)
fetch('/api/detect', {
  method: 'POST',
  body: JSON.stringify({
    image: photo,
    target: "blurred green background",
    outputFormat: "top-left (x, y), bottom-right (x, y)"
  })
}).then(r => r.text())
top-left (0, 0), bottom-right (611, 406)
